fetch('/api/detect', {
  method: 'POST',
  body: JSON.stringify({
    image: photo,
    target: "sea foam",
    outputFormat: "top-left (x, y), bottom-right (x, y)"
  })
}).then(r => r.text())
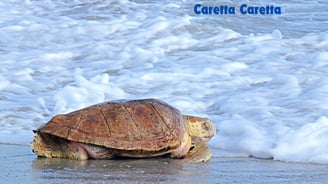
top-left (1, 0), bottom-right (328, 164)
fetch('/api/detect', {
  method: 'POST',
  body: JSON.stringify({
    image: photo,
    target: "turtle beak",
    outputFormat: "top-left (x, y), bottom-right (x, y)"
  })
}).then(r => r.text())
top-left (202, 120), bottom-right (216, 140)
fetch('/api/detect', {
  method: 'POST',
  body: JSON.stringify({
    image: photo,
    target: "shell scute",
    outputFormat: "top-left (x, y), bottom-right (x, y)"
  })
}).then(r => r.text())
top-left (37, 99), bottom-right (185, 152)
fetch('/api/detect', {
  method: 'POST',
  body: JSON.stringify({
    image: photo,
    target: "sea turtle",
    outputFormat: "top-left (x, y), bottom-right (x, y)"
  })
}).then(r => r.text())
top-left (30, 98), bottom-right (216, 162)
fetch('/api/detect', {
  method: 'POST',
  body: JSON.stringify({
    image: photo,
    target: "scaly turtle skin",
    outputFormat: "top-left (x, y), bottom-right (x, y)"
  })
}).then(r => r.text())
top-left (30, 99), bottom-right (216, 162)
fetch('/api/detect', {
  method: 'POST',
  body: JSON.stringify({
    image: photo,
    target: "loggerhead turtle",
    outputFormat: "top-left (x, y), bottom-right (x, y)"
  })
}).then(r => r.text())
top-left (30, 99), bottom-right (216, 162)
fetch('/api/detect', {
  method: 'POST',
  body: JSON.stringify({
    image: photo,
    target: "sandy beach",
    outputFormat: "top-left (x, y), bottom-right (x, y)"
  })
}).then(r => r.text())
top-left (1, 144), bottom-right (328, 184)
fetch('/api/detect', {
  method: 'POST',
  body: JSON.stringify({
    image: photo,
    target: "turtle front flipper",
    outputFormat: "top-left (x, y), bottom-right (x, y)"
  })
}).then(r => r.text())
top-left (185, 136), bottom-right (212, 163)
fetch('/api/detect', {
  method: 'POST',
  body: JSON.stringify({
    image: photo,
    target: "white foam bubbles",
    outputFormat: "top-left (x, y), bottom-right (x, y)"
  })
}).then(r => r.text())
top-left (271, 29), bottom-right (283, 40)
top-left (314, 52), bottom-right (328, 68)
top-left (273, 116), bottom-right (328, 163)
top-left (220, 62), bottom-right (248, 73)
top-left (40, 52), bottom-right (74, 61)
top-left (152, 34), bottom-right (197, 52)
top-left (54, 69), bottom-right (129, 114)
top-left (0, 75), bottom-right (10, 91)
top-left (268, 74), bottom-right (302, 98)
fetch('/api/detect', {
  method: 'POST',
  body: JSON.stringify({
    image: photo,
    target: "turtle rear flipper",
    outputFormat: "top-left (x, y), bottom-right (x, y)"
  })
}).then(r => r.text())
top-left (186, 136), bottom-right (211, 163)
top-left (31, 133), bottom-right (90, 160)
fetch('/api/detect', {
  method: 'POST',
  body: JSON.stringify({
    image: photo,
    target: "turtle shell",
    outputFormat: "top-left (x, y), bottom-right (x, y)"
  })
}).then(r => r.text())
top-left (36, 99), bottom-right (186, 153)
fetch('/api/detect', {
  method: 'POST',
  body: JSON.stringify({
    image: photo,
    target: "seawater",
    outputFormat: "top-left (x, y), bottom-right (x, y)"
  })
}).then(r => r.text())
top-left (1, 0), bottom-right (328, 163)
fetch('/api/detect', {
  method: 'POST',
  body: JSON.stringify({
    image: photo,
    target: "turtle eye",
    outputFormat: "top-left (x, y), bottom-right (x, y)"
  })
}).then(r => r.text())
top-left (189, 145), bottom-right (195, 151)
top-left (202, 122), bottom-right (210, 131)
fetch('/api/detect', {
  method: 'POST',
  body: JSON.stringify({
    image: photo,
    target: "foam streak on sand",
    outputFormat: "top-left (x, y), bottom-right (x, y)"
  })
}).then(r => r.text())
top-left (1, 0), bottom-right (328, 164)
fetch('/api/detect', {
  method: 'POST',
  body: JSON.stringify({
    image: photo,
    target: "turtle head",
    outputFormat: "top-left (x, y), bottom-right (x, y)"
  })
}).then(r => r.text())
top-left (183, 115), bottom-right (216, 142)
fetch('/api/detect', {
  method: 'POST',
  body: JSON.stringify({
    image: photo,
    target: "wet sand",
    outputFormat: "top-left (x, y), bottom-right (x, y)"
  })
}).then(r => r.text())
top-left (1, 144), bottom-right (328, 184)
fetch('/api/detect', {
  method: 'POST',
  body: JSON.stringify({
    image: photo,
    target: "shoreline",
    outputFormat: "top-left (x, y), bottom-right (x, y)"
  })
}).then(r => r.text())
top-left (1, 144), bottom-right (328, 183)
